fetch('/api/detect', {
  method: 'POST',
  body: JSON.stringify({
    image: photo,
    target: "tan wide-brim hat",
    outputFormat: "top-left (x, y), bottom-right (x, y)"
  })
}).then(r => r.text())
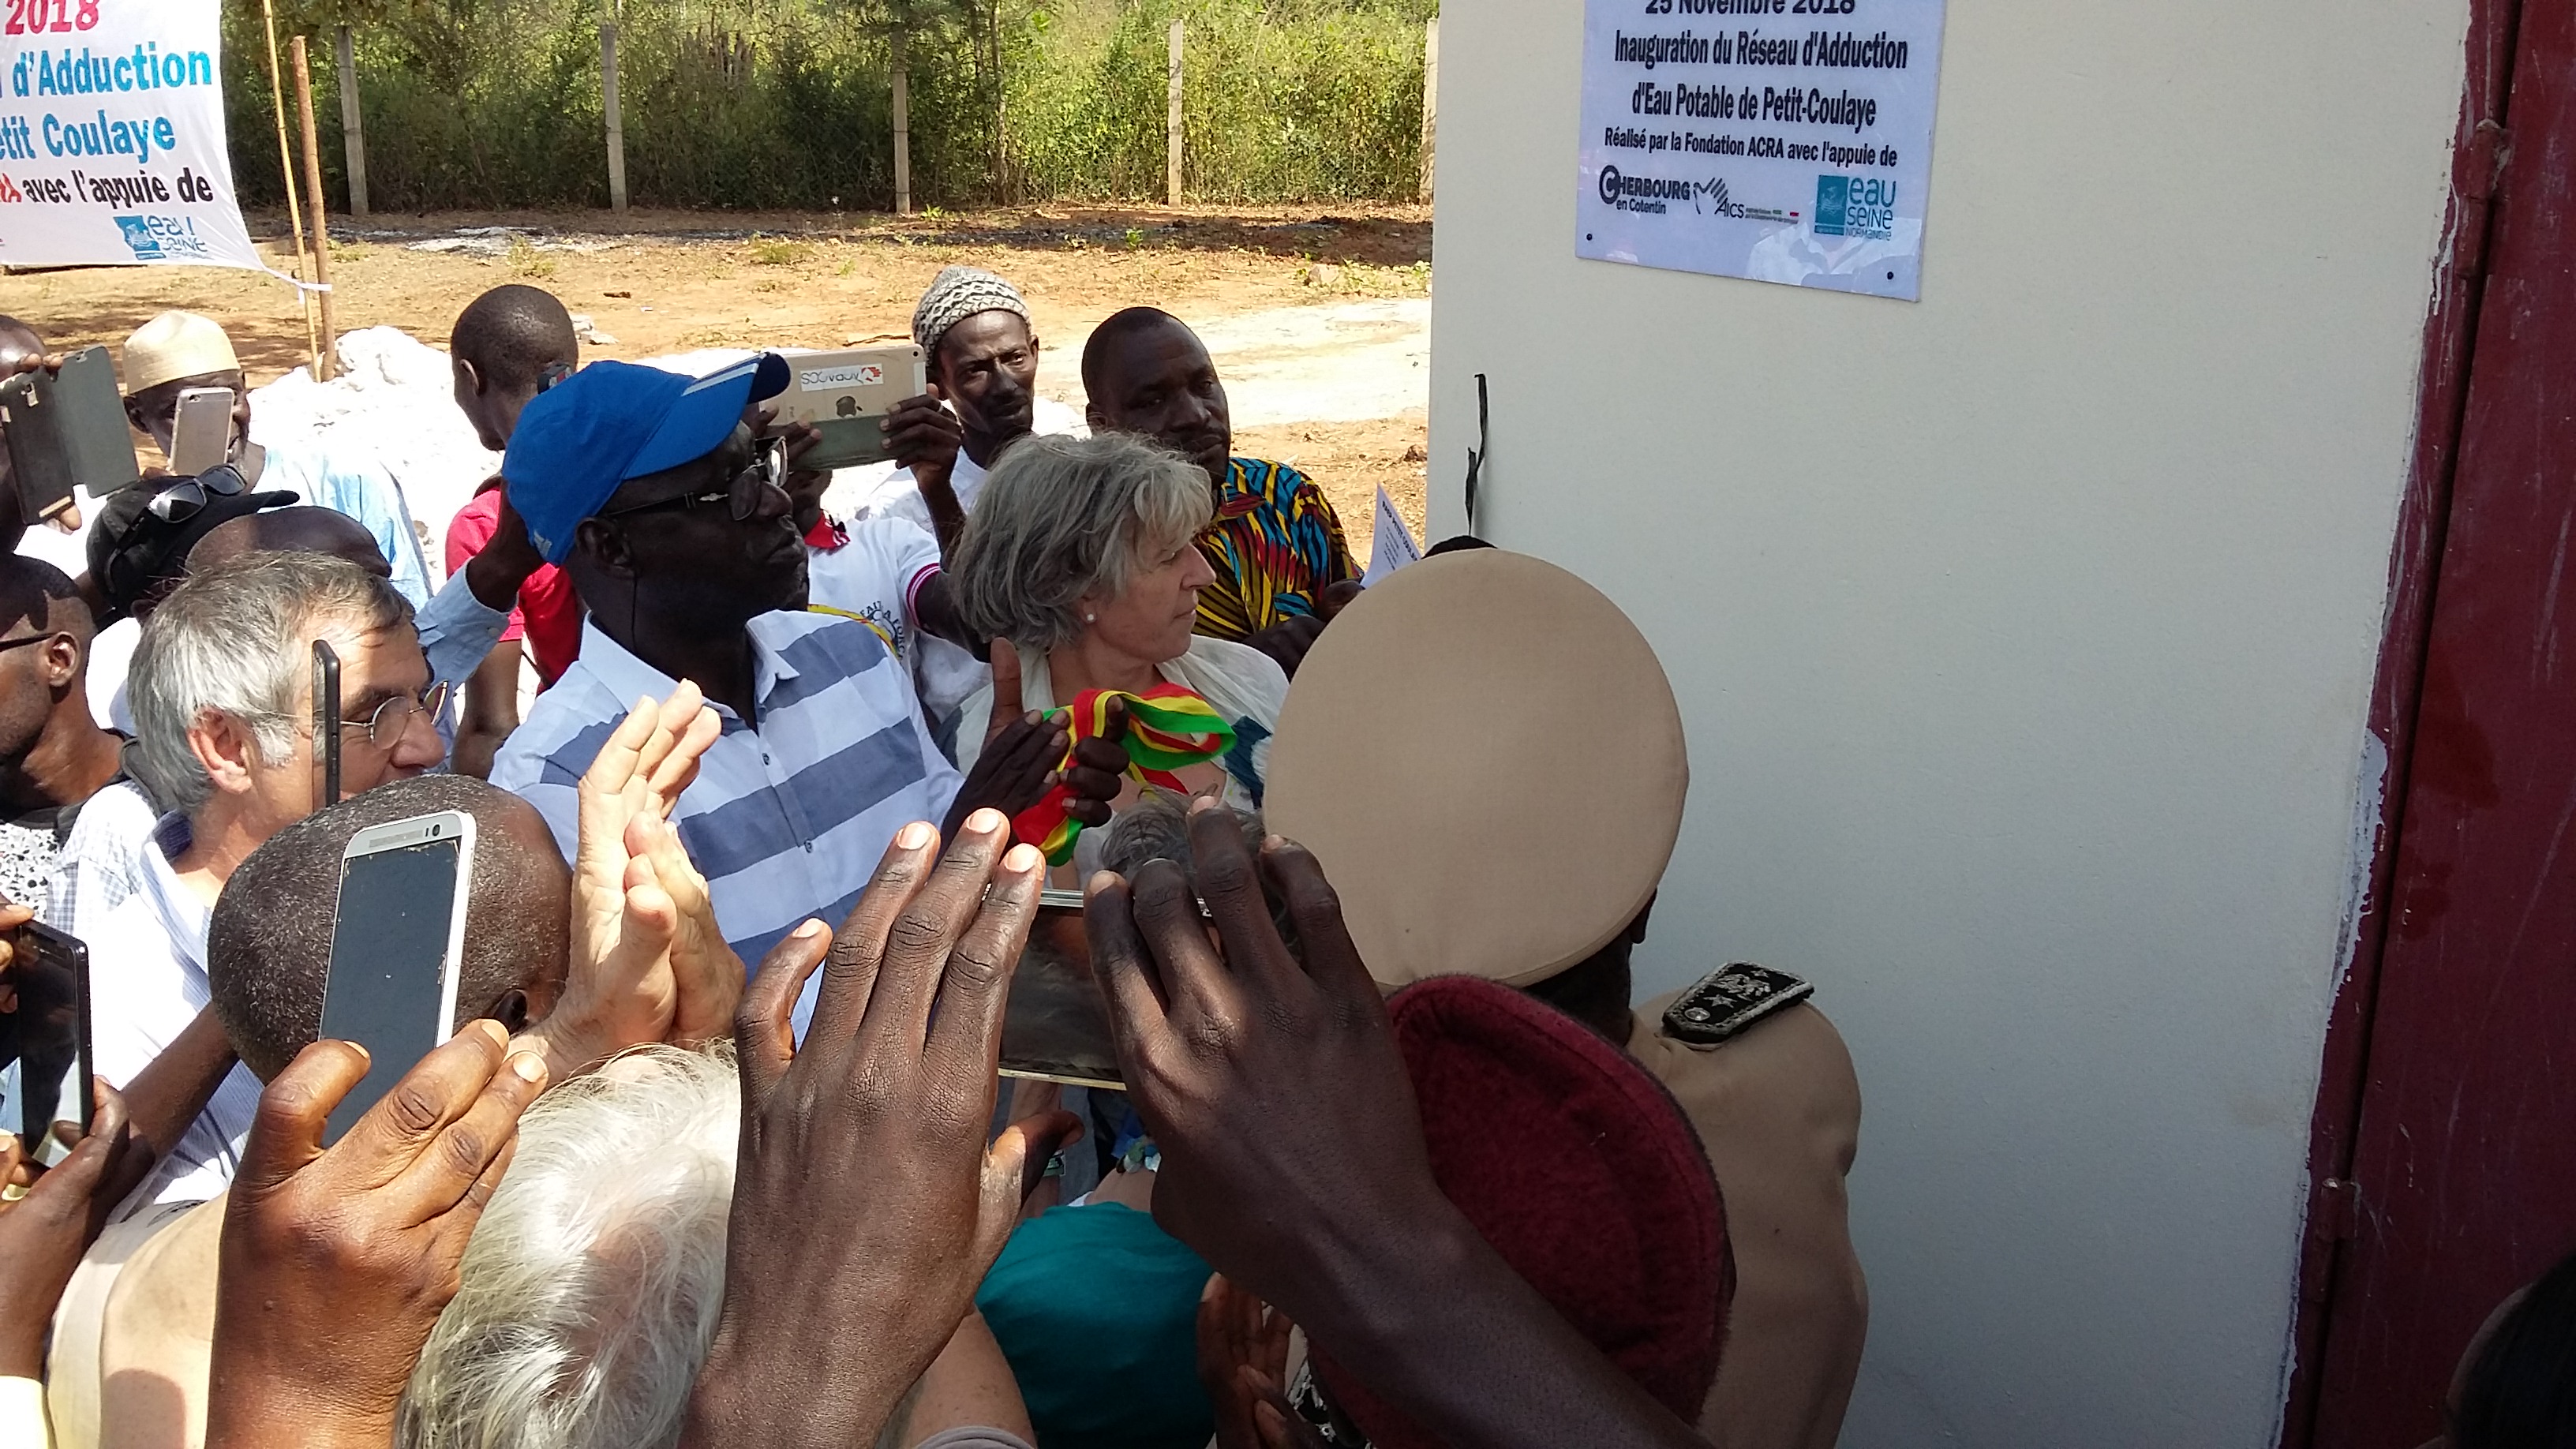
top-left (1265, 549), bottom-right (1688, 988)
top-left (122, 310), bottom-right (240, 394)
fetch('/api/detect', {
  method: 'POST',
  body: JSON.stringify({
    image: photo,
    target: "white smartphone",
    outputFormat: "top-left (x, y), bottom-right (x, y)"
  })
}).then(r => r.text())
top-left (317, 811), bottom-right (476, 1143)
top-left (168, 386), bottom-right (235, 474)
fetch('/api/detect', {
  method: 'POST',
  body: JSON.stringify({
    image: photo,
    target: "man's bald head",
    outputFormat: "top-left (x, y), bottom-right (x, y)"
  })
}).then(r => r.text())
top-left (0, 554), bottom-right (98, 763)
top-left (451, 285), bottom-right (578, 451)
top-left (190, 506), bottom-right (391, 579)
top-left (0, 553), bottom-right (92, 646)
top-left (1080, 306), bottom-right (1232, 486)
top-left (207, 774), bottom-right (574, 1082)
top-left (0, 315), bottom-right (42, 369)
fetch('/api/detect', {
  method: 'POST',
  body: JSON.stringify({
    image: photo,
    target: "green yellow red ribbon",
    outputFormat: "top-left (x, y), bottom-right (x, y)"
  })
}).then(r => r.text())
top-left (1011, 685), bottom-right (1237, 865)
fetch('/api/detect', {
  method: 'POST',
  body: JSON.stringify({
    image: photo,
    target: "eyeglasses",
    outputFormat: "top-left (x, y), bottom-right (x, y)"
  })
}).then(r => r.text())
top-left (597, 440), bottom-right (791, 524)
top-left (144, 463), bottom-right (249, 526)
top-left (0, 631), bottom-right (59, 655)
top-left (334, 680), bottom-right (449, 750)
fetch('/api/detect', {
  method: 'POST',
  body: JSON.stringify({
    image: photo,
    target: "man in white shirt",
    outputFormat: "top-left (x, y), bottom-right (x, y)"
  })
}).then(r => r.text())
top-left (849, 267), bottom-right (1078, 742)
top-left (118, 311), bottom-right (433, 607)
top-left (860, 265), bottom-right (1049, 553)
top-left (95, 551), bottom-right (447, 1209)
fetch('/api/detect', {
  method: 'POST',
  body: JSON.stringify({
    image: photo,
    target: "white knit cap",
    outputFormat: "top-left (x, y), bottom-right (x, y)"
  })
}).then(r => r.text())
top-left (910, 266), bottom-right (1032, 354)
top-left (122, 310), bottom-right (240, 393)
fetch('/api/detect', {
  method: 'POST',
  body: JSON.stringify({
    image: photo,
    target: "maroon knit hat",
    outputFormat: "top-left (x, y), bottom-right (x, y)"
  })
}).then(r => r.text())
top-left (1310, 976), bottom-right (1732, 1446)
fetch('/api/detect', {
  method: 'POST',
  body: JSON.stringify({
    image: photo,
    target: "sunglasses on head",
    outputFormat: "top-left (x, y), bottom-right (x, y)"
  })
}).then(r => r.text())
top-left (144, 463), bottom-right (250, 526)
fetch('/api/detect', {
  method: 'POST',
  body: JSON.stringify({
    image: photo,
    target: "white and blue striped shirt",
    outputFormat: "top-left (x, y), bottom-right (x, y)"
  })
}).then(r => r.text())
top-left (492, 612), bottom-right (963, 1025)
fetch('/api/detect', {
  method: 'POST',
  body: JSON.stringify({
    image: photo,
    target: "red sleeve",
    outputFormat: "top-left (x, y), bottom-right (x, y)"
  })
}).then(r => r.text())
top-left (445, 487), bottom-right (526, 644)
top-left (445, 488), bottom-right (502, 575)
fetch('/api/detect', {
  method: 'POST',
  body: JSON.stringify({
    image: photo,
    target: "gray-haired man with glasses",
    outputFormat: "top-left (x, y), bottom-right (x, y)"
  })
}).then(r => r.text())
top-left (77, 550), bottom-right (447, 1211)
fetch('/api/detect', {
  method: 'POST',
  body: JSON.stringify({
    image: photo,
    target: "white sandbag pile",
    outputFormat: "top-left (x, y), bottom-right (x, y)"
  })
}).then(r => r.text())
top-left (248, 326), bottom-right (500, 583)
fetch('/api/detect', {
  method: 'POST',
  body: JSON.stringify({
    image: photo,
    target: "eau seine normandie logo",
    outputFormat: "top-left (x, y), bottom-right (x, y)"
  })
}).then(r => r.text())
top-left (1812, 175), bottom-right (1896, 240)
top-left (113, 214), bottom-right (212, 260)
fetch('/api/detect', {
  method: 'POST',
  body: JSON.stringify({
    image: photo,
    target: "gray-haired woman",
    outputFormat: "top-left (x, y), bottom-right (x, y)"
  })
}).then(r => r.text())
top-left (949, 432), bottom-right (1286, 827)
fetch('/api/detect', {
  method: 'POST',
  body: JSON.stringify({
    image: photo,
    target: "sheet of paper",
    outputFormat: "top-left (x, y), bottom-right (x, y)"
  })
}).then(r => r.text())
top-left (1575, 0), bottom-right (1950, 301)
top-left (1364, 485), bottom-right (1423, 586)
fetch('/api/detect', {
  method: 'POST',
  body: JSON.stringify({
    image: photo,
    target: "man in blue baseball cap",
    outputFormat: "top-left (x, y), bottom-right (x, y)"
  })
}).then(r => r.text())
top-left (489, 354), bottom-right (1126, 1025)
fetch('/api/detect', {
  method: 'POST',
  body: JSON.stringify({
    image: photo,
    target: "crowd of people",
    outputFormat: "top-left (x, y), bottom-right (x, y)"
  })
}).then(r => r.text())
top-left (0, 268), bottom-right (2561, 1449)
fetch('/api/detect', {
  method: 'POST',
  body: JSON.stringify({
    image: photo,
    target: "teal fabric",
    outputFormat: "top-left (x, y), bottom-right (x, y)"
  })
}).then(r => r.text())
top-left (974, 1200), bottom-right (1217, 1449)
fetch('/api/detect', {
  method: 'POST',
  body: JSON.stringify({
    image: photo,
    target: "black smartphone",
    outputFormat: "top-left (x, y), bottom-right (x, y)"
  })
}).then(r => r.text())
top-left (0, 346), bottom-right (140, 524)
top-left (9, 919), bottom-right (92, 1154)
top-left (312, 638), bottom-right (341, 811)
top-left (317, 811), bottom-right (476, 1144)
top-left (997, 889), bottom-right (1124, 1091)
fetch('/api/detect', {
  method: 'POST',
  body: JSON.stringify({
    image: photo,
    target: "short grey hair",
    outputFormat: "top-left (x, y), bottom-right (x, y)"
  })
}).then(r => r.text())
top-left (949, 431), bottom-right (1212, 651)
top-left (399, 1044), bottom-right (740, 1449)
top-left (128, 550), bottom-right (413, 814)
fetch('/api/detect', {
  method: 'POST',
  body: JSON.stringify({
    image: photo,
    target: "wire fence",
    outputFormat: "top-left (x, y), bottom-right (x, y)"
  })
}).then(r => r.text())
top-left (223, 0), bottom-right (1435, 214)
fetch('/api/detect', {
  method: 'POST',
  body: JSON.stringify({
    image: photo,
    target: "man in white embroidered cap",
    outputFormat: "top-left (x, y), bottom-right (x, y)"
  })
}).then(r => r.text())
top-left (864, 264), bottom-right (1050, 556)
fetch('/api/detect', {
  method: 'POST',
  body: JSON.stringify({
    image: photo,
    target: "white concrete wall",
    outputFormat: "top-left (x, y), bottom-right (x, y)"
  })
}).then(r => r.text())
top-left (1425, 2), bottom-right (2468, 1444)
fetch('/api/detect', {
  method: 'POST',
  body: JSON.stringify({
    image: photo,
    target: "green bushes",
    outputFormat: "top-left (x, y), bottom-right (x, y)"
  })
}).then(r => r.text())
top-left (221, 0), bottom-right (1432, 212)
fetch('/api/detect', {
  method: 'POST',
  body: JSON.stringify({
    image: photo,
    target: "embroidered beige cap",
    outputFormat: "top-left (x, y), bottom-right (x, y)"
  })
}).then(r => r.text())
top-left (121, 310), bottom-right (240, 393)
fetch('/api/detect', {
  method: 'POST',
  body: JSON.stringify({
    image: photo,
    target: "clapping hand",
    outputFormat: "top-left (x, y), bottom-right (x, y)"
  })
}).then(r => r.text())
top-left (530, 684), bottom-right (732, 1079)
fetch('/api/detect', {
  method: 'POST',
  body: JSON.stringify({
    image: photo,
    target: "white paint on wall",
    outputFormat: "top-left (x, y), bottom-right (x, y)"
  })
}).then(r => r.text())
top-left (1425, 2), bottom-right (2469, 1444)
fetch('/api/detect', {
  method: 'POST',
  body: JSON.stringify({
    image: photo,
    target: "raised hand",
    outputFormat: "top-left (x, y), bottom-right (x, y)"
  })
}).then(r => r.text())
top-left (1082, 800), bottom-right (1437, 1316)
top-left (532, 684), bottom-right (728, 1077)
top-left (679, 811), bottom-right (1080, 1449)
top-left (1198, 1274), bottom-right (1321, 1449)
top-left (206, 1023), bottom-right (547, 1449)
top-left (1082, 803), bottom-right (1705, 1449)
top-left (0, 1080), bottom-right (154, 1376)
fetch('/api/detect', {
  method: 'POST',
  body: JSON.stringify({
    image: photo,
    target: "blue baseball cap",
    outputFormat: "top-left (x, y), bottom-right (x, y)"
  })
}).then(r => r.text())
top-left (502, 353), bottom-right (790, 564)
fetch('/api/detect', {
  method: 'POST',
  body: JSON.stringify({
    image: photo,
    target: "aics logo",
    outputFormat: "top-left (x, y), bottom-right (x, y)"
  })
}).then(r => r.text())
top-left (1598, 167), bottom-right (1796, 224)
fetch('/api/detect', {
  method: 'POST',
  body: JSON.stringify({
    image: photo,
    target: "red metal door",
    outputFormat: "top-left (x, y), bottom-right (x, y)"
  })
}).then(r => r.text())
top-left (2302, 2), bottom-right (2576, 1443)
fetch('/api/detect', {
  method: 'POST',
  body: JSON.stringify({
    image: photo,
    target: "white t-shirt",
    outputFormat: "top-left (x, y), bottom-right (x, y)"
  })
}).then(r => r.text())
top-left (84, 814), bottom-right (261, 1212)
top-left (806, 515), bottom-right (940, 662)
top-left (807, 516), bottom-right (987, 761)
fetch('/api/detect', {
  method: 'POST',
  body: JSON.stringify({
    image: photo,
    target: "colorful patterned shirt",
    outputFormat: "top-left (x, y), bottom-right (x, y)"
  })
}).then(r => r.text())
top-left (1193, 458), bottom-right (1360, 642)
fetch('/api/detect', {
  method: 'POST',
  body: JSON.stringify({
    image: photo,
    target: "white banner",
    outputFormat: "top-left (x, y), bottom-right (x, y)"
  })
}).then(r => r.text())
top-left (0, 0), bottom-right (265, 271)
top-left (1576, 0), bottom-right (1948, 301)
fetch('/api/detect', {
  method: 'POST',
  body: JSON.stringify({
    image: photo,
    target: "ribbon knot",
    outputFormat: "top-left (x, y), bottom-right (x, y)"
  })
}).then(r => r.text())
top-left (1010, 684), bottom-right (1237, 865)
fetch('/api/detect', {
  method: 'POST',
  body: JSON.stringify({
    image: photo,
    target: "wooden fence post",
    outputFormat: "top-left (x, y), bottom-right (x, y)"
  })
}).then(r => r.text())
top-left (1419, 18), bottom-right (1438, 202)
top-left (1166, 19), bottom-right (1184, 207)
top-left (290, 36), bottom-right (337, 380)
top-left (602, 22), bottom-right (629, 212)
top-left (893, 28), bottom-right (912, 215)
top-left (335, 24), bottom-right (367, 216)
top-left (257, 0), bottom-right (320, 376)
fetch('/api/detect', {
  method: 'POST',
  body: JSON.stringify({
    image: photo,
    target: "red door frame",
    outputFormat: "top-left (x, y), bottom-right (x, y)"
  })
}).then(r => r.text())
top-left (2278, 0), bottom-right (2534, 1442)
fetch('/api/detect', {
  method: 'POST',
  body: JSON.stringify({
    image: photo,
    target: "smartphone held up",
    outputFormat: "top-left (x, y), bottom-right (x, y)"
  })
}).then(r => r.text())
top-left (3, 919), bottom-right (92, 1158)
top-left (318, 811), bottom-right (476, 1143)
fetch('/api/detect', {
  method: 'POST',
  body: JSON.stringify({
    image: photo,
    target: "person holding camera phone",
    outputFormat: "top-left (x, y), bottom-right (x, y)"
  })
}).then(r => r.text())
top-left (118, 313), bottom-right (433, 609)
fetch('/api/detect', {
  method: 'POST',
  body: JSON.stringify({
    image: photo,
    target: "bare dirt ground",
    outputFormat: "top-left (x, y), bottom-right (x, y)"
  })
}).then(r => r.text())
top-left (0, 201), bottom-right (1432, 552)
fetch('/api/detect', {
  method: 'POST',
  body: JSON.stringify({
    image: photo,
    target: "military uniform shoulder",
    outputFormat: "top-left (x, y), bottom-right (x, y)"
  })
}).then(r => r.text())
top-left (1652, 962), bottom-right (1815, 1050)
